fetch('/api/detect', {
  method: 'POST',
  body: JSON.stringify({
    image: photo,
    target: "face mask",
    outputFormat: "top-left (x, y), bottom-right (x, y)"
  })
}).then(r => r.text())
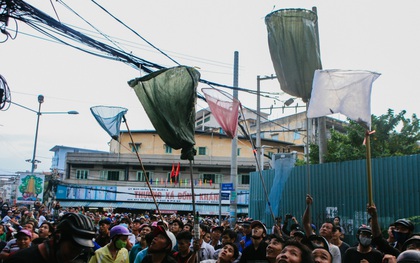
top-left (393, 231), bottom-right (410, 244)
top-left (359, 237), bottom-right (372, 247)
top-left (115, 239), bottom-right (127, 250)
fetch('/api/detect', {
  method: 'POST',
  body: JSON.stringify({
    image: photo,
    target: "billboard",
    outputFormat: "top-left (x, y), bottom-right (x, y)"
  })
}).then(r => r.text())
top-left (56, 185), bottom-right (235, 205)
top-left (16, 174), bottom-right (45, 204)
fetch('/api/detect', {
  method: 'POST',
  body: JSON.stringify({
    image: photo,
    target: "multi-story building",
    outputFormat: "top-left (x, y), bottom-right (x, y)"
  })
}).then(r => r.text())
top-left (53, 108), bottom-right (345, 216)
top-left (56, 129), bottom-right (303, 215)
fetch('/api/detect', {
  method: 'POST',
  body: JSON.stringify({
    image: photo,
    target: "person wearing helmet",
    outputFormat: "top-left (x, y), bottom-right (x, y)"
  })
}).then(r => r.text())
top-left (367, 204), bottom-right (414, 257)
top-left (238, 220), bottom-right (268, 263)
top-left (142, 225), bottom-right (177, 263)
top-left (343, 225), bottom-right (383, 263)
top-left (5, 212), bottom-right (96, 263)
top-left (303, 195), bottom-right (341, 263)
top-left (397, 250), bottom-right (420, 262)
top-left (89, 225), bottom-right (131, 263)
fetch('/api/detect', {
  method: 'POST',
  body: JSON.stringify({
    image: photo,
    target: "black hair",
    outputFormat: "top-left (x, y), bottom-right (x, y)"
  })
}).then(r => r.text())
top-left (281, 240), bottom-right (314, 263)
top-left (222, 242), bottom-right (239, 260)
top-left (200, 224), bottom-right (210, 233)
top-left (176, 230), bottom-right (193, 242)
top-left (222, 229), bottom-right (237, 241)
top-left (171, 219), bottom-right (184, 229)
top-left (267, 234), bottom-right (285, 244)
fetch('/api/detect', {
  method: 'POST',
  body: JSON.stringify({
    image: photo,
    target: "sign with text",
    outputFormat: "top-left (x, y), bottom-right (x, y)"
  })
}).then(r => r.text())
top-left (117, 187), bottom-right (230, 205)
top-left (221, 183), bottom-right (234, 191)
top-left (56, 185), bottom-right (245, 205)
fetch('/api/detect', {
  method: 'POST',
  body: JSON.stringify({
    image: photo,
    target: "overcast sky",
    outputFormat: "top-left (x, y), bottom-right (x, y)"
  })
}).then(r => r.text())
top-left (1, 0), bottom-right (419, 174)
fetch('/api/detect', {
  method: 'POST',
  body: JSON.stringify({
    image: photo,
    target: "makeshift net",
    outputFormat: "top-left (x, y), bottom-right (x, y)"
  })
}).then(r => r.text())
top-left (265, 8), bottom-right (322, 102)
top-left (128, 66), bottom-right (200, 160)
top-left (90, 106), bottom-right (128, 140)
top-left (202, 87), bottom-right (240, 138)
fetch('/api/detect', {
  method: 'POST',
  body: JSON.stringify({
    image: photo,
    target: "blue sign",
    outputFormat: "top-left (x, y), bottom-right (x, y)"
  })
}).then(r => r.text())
top-left (221, 183), bottom-right (234, 191)
top-left (221, 192), bottom-right (230, 200)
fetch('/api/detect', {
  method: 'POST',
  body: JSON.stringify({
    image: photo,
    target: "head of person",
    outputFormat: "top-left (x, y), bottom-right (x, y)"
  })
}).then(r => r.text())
top-left (149, 225), bottom-right (176, 254)
top-left (204, 232), bottom-right (211, 243)
top-left (139, 223), bottom-right (153, 238)
top-left (304, 235), bottom-right (330, 252)
top-left (319, 221), bottom-right (336, 241)
top-left (388, 223), bottom-right (396, 240)
top-left (218, 242), bottom-right (239, 263)
top-left (176, 231), bottom-right (192, 254)
top-left (241, 220), bottom-right (252, 235)
top-left (312, 247), bottom-right (332, 263)
top-left (211, 226), bottom-right (224, 242)
top-left (251, 220), bottom-right (267, 240)
top-left (357, 225), bottom-right (373, 248)
top-left (402, 235), bottom-right (420, 251)
top-left (394, 219), bottom-right (415, 245)
top-left (276, 240), bottom-right (314, 263)
top-left (110, 225), bottom-right (131, 250)
top-left (54, 213), bottom-right (96, 262)
top-left (38, 221), bottom-right (54, 239)
top-left (119, 217), bottom-right (131, 229)
top-left (23, 221), bottom-right (35, 233)
top-left (397, 249), bottom-right (420, 262)
top-left (221, 229), bottom-right (237, 245)
top-left (170, 219), bottom-right (184, 234)
top-left (183, 222), bottom-right (193, 232)
top-left (200, 224), bottom-right (210, 239)
top-left (15, 229), bottom-right (32, 249)
top-left (333, 217), bottom-right (341, 226)
top-left (292, 230), bottom-right (306, 243)
top-left (132, 218), bottom-right (142, 231)
top-left (99, 218), bottom-right (111, 233)
top-left (330, 226), bottom-right (342, 244)
top-left (266, 234), bottom-right (285, 262)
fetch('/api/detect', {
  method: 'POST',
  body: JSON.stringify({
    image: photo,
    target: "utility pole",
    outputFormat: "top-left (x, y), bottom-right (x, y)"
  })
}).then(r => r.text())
top-left (256, 75), bottom-right (277, 170)
top-left (229, 51), bottom-right (239, 228)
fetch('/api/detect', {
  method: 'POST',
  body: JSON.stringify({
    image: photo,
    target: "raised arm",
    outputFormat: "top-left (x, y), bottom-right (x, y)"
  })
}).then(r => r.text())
top-left (302, 194), bottom-right (313, 237)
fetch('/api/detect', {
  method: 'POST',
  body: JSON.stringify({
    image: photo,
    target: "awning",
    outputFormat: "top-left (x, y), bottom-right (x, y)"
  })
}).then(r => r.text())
top-left (58, 201), bottom-right (248, 215)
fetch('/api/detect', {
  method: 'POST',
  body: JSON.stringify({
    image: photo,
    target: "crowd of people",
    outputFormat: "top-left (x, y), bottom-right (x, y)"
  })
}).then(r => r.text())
top-left (0, 195), bottom-right (419, 263)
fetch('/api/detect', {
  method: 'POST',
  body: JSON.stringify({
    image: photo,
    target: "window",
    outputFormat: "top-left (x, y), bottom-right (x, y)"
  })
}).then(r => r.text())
top-left (199, 173), bottom-right (223, 184)
top-left (137, 171), bottom-right (153, 182)
top-left (238, 174), bottom-right (250, 185)
top-left (76, 170), bottom-right (89, 180)
top-left (198, 147), bottom-right (207, 155)
top-left (129, 143), bottom-right (141, 153)
top-left (204, 116), bottom-right (210, 123)
top-left (237, 148), bottom-right (241, 156)
top-left (165, 145), bottom-right (172, 154)
top-left (100, 170), bottom-right (122, 181)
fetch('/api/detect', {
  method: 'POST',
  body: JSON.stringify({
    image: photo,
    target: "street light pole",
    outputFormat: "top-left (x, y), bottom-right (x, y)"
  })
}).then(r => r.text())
top-left (30, 95), bottom-right (44, 174)
top-left (8, 95), bottom-right (78, 174)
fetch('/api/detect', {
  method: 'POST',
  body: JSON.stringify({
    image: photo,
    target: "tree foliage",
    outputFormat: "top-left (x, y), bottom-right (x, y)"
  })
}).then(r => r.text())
top-left (310, 109), bottom-right (420, 163)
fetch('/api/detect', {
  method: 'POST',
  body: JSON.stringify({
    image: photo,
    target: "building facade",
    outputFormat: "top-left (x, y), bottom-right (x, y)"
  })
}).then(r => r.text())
top-left (57, 130), bottom-right (304, 215)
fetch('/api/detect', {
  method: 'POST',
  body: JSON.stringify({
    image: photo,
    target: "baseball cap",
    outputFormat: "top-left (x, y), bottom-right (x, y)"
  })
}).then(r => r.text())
top-left (110, 225), bottom-right (131, 239)
top-left (153, 225), bottom-right (177, 250)
top-left (250, 220), bottom-right (267, 233)
top-left (15, 229), bottom-right (32, 239)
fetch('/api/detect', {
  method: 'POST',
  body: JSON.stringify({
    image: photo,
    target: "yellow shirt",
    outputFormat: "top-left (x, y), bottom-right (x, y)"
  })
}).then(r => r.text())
top-left (89, 244), bottom-right (129, 263)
